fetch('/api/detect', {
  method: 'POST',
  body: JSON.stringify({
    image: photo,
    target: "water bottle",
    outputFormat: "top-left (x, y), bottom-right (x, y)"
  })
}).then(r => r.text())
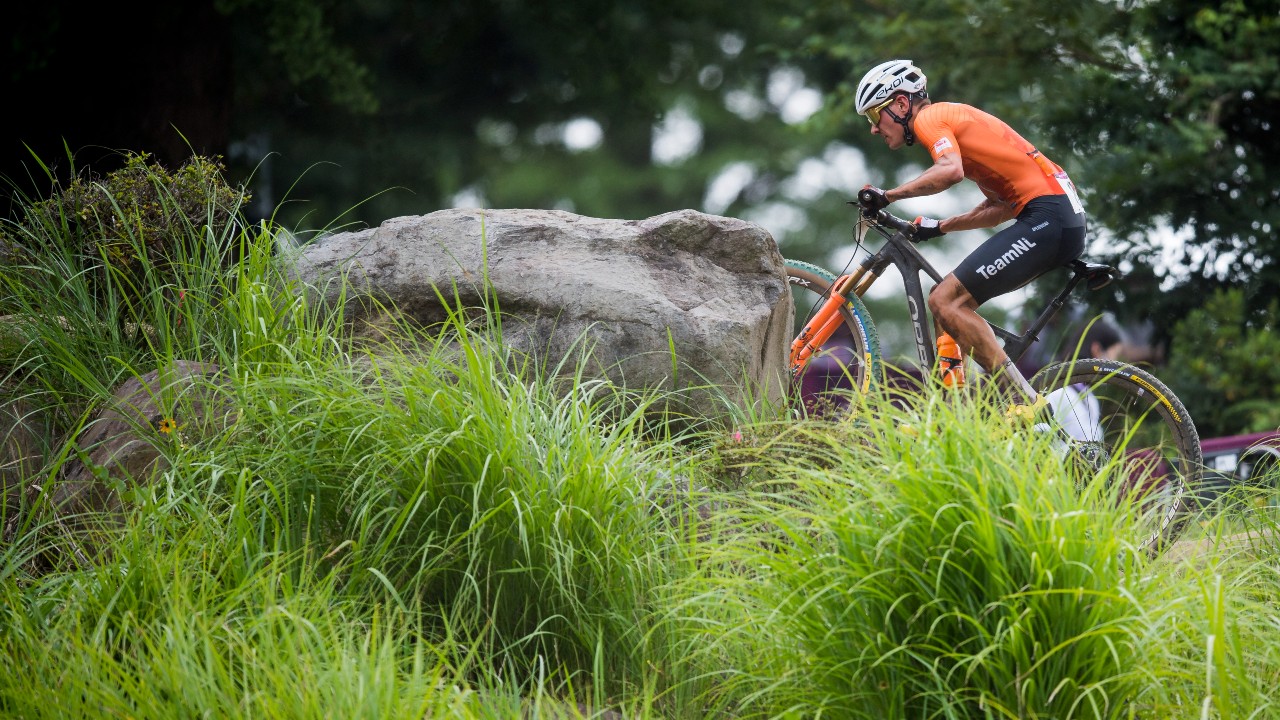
top-left (936, 332), bottom-right (965, 388)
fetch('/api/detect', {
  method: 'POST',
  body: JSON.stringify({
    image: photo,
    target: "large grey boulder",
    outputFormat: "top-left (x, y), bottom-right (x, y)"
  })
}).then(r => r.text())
top-left (287, 208), bottom-right (793, 417)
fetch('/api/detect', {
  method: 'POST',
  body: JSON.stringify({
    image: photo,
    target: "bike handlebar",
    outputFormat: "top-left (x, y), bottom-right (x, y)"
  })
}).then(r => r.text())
top-left (850, 191), bottom-right (926, 242)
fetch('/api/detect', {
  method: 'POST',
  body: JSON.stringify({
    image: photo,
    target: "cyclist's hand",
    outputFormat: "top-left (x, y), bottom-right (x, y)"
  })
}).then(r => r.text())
top-left (911, 216), bottom-right (944, 241)
top-left (858, 185), bottom-right (890, 216)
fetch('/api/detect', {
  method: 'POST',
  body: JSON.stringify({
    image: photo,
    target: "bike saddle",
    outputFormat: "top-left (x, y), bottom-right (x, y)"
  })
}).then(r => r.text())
top-left (1069, 260), bottom-right (1122, 291)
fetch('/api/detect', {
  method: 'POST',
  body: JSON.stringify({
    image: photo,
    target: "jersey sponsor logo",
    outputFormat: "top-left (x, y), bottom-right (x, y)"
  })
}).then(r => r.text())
top-left (975, 238), bottom-right (1037, 280)
top-left (932, 137), bottom-right (953, 154)
top-left (1031, 221), bottom-right (1049, 231)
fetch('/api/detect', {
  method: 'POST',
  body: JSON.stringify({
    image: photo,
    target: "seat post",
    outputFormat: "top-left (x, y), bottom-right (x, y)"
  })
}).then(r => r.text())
top-left (1001, 266), bottom-right (1090, 363)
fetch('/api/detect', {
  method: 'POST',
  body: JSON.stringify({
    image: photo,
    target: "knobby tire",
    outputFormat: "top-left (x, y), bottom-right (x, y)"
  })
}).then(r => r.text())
top-left (1031, 358), bottom-right (1203, 555)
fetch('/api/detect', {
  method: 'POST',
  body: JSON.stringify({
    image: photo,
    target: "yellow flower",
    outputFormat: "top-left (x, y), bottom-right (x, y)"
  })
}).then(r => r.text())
top-left (158, 417), bottom-right (178, 435)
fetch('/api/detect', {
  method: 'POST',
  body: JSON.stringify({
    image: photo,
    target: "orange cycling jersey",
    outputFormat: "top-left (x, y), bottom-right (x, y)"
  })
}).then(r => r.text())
top-left (911, 102), bottom-right (1066, 212)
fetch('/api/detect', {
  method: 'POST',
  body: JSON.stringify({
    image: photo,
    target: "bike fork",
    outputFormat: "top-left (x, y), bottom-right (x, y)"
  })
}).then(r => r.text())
top-left (789, 280), bottom-right (852, 377)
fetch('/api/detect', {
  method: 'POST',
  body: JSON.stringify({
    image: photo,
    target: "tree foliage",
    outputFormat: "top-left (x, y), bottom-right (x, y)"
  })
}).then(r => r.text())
top-left (213, 0), bottom-right (833, 232)
top-left (1165, 288), bottom-right (1280, 436)
top-left (784, 0), bottom-right (1279, 331)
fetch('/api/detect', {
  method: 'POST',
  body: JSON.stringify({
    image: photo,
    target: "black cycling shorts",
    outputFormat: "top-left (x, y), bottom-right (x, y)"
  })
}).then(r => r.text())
top-left (952, 194), bottom-right (1086, 306)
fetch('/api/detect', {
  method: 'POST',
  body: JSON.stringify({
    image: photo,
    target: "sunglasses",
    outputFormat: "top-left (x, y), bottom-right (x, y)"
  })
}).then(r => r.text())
top-left (864, 97), bottom-right (896, 127)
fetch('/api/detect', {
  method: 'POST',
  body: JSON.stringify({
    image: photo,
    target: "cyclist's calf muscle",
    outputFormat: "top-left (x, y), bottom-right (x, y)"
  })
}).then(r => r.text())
top-left (928, 277), bottom-right (1006, 372)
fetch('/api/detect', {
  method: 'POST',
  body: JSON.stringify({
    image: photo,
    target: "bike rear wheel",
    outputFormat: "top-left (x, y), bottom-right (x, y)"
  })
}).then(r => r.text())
top-left (1030, 359), bottom-right (1203, 555)
top-left (785, 259), bottom-right (882, 418)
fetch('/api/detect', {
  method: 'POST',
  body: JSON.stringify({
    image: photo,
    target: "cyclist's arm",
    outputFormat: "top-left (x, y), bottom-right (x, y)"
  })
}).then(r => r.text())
top-left (884, 153), bottom-right (964, 203)
top-left (939, 193), bottom-right (1017, 232)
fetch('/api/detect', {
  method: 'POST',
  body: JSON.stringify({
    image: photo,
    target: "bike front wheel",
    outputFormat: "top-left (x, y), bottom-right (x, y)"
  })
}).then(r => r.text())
top-left (785, 259), bottom-right (882, 418)
top-left (1030, 358), bottom-right (1203, 555)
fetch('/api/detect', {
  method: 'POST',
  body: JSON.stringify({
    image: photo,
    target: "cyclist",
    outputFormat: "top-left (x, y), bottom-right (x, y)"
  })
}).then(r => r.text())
top-left (854, 59), bottom-right (1087, 418)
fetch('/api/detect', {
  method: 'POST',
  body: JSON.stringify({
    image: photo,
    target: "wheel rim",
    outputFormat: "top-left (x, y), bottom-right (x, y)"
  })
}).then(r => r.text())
top-left (1035, 361), bottom-right (1201, 553)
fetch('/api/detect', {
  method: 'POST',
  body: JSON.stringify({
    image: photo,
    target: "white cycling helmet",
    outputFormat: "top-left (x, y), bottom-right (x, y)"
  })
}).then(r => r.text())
top-left (854, 59), bottom-right (928, 115)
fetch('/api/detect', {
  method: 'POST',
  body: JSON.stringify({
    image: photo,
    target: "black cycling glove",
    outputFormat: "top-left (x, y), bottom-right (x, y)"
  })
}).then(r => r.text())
top-left (858, 185), bottom-right (890, 216)
top-left (912, 216), bottom-right (945, 241)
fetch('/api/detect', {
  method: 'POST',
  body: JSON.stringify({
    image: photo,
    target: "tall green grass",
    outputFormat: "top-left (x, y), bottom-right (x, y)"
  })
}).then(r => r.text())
top-left (6, 160), bottom-right (1280, 717)
top-left (205, 299), bottom-right (690, 683)
top-left (0, 164), bottom-right (695, 715)
top-left (678, 392), bottom-right (1280, 719)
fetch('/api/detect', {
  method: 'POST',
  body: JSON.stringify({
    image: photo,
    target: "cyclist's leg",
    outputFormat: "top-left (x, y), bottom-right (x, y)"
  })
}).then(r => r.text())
top-left (935, 195), bottom-right (1085, 407)
top-left (930, 274), bottom-right (1044, 410)
top-left (928, 276), bottom-right (995, 369)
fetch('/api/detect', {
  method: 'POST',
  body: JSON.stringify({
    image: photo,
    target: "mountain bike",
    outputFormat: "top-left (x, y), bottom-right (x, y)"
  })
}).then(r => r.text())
top-left (785, 194), bottom-right (1203, 554)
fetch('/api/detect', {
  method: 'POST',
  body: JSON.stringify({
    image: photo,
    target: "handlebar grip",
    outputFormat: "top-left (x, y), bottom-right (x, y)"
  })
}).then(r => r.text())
top-left (849, 196), bottom-right (925, 238)
top-left (878, 210), bottom-right (915, 235)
